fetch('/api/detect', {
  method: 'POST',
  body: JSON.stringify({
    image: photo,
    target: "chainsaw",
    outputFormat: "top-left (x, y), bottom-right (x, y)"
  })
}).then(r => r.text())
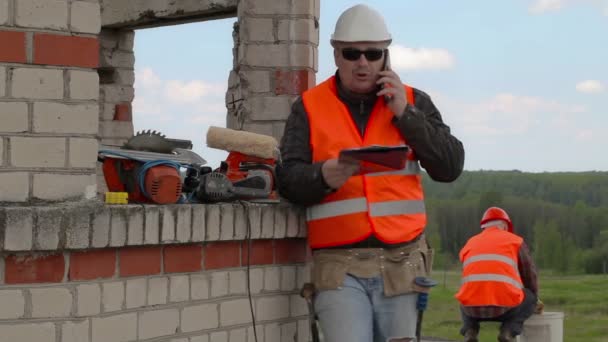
top-left (98, 130), bottom-right (206, 204)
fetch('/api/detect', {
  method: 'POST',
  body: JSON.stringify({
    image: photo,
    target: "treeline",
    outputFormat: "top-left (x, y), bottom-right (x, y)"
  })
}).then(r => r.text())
top-left (422, 171), bottom-right (608, 274)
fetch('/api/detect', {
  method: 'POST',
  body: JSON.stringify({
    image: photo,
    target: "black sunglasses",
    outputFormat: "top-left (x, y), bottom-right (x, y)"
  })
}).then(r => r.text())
top-left (341, 48), bottom-right (385, 61)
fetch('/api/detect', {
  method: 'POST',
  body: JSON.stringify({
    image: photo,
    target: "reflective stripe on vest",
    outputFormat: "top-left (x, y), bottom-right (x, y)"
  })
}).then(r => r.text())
top-left (365, 159), bottom-right (421, 177)
top-left (307, 198), bottom-right (425, 221)
top-left (462, 253), bottom-right (518, 271)
top-left (461, 274), bottom-right (523, 289)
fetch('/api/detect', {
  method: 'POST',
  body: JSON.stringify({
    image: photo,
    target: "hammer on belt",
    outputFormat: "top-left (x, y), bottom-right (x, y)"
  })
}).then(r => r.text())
top-left (300, 282), bottom-right (321, 342)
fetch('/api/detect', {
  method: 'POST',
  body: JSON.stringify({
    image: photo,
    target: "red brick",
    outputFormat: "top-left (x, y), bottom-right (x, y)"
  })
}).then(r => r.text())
top-left (204, 242), bottom-right (240, 270)
top-left (0, 30), bottom-right (27, 63)
top-left (241, 240), bottom-right (274, 265)
top-left (113, 103), bottom-right (132, 121)
top-left (69, 249), bottom-right (116, 281)
top-left (119, 247), bottom-right (161, 277)
top-left (275, 239), bottom-right (308, 264)
top-left (275, 69), bottom-right (315, 95)
top-left (163, 244), bottom-right (203, 273)
top-left (33, 33), bottom-right (99, 68)
top-left (4, 254), bottom-right (65, 284)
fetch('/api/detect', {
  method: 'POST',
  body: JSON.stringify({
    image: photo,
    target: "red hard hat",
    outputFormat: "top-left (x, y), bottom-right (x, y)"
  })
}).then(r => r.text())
top-left (480, 207), bottom-right (513, 232)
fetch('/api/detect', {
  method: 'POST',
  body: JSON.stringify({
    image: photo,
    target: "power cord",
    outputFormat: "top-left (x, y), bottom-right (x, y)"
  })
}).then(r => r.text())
top-left (239, 200), bottom-right (259, 342)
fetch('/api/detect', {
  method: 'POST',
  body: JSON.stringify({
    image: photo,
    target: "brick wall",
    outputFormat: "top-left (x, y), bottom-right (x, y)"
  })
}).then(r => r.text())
top-left (226, 0), bottom-right (319, 142)
top-left (0, 0), bottom-right (101, 202)
top-left (0, 202), bottom-right (312, 342)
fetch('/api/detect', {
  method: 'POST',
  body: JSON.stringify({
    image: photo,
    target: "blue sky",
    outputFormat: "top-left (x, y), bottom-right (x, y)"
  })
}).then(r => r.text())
top-left (133, 0), bottom-right (608, 172)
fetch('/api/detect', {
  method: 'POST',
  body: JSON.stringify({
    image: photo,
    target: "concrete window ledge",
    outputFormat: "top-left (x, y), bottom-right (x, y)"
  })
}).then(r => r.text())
top-left (0, 201), bottom-right (307, 253)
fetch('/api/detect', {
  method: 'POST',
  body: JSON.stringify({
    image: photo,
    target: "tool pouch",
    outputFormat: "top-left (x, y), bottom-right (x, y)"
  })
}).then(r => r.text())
top-left (311, 251), bottom-right (350, 291)
top-left (382, 239), bottom-right (434, 297)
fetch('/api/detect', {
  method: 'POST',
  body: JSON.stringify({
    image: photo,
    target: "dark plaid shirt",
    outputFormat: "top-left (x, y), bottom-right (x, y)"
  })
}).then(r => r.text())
top-left (462, 242), bottom-right (538, 318)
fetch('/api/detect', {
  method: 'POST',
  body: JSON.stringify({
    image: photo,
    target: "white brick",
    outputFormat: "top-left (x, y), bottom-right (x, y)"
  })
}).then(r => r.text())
top-left (148, 277), bottom-right (168, 305)
top-left (114, 68), bottom-right (135, 85)
top-left (127, 206), bottom-right (144, 245)
top-left (278, 18), bottom-right (317, 43)
top-left (242, 44), bottom-right (314, 69)
top-left (191, 335), bottom-right (210, 342)
top-left (191, 205), bottom-right (206, 242)
top-left (33, 102), bottom-right (99, 134)
top-left (247, 206), bottom-right (262, 239)
top-left (144, 206), bottom-right (160, 244)
top-left (281, 322), bottom-right (297, 342)
top-left (77, 284), bottom-right (101, 316)
top-left (0, 138), bottom-right (2, 166)
top-left (11, 68), bottom-right (63, 99)
top-left (138, 308), bottom-right (180, 340)
top-left (70, 1), bottom-right (101, 34)
top-left (241, 70), bottom-right (270, 93)
top-left (102, 281), bottom-right (124, 312)
top-left (161, 206), bottom-right (175, 243)
top-left (0, 1), bottom-right (8, 25)
top-left (0, 290), bottom-right (25, 319)
top-left (220, 299), bottom-right (251, 326)
top-left (229, 328), bottom-right (247, 342)
top-left (281, 266), bottom-right (297, 291)
top-left (264, 266), bottom-right (280, 291)
top-left (297, 319), bottom-right (310, 342)
top-left (190, 274), bottom-right (210, 300)
top-left (16, 0), bottom-right (68, 29)
top-left (31, 287), bottom-right (72, 318)
top-left (3, 208), bottom-right (33, 251)
top-left (261, 206), bottom-right (275, 238)
top-left (99, 120), bottom-right (133, 139)
top-left (62, 320), bottom-right (89, 342)
top-left (249, 268), bottom-right (264, 294)
top-left (264, 323), bottom-right (280, 342)
top-left (11, 137), bottom-right (65, 168)
top-left (0, 102), bottom-right (28, 132)
top-left (125, 278), bottom-right (147, 309)
top-left (69, 70), bottom-right (99, 100)
top-left (241, 18), bottom-right (274, 41)
top-left (229, 270), bottom-right (246, 295)
top-left (66, 214), bottom-right (90, 249)
top-left (220, 204), bottom-right (234, 240)
top-left (0, 323), bottom-right (55, 342)
top-left (170, 275), bottom-right (190, 302)
top-left (92, 313), bottom-right (137, 342)
top-left (206, 204), bottom-right (220, 241)
top-left (247, 96), bottom-right (291, 121)
top-left (234, 205), bottom-right (247, 240)
top-left (35, 207), bottom-right (62, 250)
top-left (92, 208), bottom-right (110, 248)
top-left (210, 271), bottom-right (228, 298)
top-left (210, 331), bottom-right (228, 342)
top-left (0, 172), bottom-right (29, 202)
top-left (286, 208), bottom-right (300, 238)
top-left (296, 264), bottom-right (311, 285)
top-left (69, 138), bottom-right (98, 169)
top-left (256, 295), bottom-right (289, 321)
top-left (101, 84), bottom-right (134, 102)
top-left (290, 295), bottom-right (307, 317)
top-left (172, 339), bottom-right (188, 342)
top-left (118, 31), bottom-right (134, 50)
top-left (176, 206), bottom-right (192, 242)
top-left (247, 325), bottom-right (264, 342)
top-left (100, 50), bottom-right (134, 69)
top-left (181, 304), bottom-right (219, 332)
top-left (274, 207), bottom-right (287, 238)
top-left (110, 209), bottom-right (127, 246)
top-left (33, 173), bottom-right (96, 200)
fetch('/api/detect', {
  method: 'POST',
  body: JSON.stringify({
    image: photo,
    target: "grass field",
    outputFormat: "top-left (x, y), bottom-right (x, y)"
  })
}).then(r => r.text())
top-left (421, 271), bottom-right (608, 341)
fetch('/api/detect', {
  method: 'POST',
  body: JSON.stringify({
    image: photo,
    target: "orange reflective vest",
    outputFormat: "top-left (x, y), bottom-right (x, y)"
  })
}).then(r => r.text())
top-left (302, 76), bottom-right (426, 249)
top-left (455, 227), bottom-right (525, 307)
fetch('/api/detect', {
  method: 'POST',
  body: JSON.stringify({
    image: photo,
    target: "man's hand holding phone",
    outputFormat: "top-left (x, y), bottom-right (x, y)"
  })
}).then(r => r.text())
top-left (321, 158), bottom-right (360, 190)
top-left (376, 69), bottom-right (408, 119)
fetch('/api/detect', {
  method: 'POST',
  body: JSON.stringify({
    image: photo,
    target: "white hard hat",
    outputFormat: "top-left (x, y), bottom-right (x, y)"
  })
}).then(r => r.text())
top-left (331, 4), bottom-right (392, 44)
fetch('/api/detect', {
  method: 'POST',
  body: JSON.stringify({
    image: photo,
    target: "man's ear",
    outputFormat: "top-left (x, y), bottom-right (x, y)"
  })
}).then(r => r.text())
top-left (333, 48), bottom-right (339, 67)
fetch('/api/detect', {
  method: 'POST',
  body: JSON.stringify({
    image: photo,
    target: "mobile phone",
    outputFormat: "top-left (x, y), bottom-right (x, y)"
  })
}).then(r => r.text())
top-left (381, 49), bottom-right (392, 102)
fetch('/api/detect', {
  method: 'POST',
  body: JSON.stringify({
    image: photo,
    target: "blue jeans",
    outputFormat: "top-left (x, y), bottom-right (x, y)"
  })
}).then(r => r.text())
top-left (314, 274), bottom-right (418, 342)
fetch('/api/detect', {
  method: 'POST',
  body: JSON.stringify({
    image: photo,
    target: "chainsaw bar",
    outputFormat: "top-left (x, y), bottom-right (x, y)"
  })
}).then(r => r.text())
top-left (98, 144), bottom-right (206, 165)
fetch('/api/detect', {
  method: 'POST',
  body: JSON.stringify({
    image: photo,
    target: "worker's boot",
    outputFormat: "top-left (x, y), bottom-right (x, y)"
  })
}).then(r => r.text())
top-left (497, 329), bottom-right (516, 342)
top-left (463, 327), bottom-right (479, 342)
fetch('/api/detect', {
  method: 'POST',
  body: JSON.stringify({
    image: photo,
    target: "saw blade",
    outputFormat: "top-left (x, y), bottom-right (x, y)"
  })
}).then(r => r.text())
top-left (123, 130), bottom-right (175, 153)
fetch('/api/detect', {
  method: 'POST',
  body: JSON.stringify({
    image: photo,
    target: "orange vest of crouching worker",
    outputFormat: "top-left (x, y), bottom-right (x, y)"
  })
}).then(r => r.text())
top-left (455, 227), bottom-right (525, 307)
top-left (301, 76), bottom-right (426, 249)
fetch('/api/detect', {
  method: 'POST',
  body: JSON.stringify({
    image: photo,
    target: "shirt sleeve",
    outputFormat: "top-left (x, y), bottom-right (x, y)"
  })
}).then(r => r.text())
top-left (518, 242), bottom-right (539, 295)
top-left (275, 97), bottom-right (334, 206)
top-left (392, 89), bottom-right (465, 182)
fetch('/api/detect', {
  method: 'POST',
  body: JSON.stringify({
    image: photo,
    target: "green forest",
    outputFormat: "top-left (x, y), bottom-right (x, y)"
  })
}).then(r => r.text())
top-left (422, 171), bottom-right (608, 274)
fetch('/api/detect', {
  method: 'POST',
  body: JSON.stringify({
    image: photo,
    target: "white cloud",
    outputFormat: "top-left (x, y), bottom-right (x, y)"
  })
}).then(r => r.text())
top-left (576, 80), bottom-right (605, 93)
top-left (529, 0), bottom-right (608, 14)
top-left (389, 45), bottom-right (455, 71)
top-left (165, 80), bottom-right (225, 104)
top-left (139, 67), bottom-right (162, 88)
